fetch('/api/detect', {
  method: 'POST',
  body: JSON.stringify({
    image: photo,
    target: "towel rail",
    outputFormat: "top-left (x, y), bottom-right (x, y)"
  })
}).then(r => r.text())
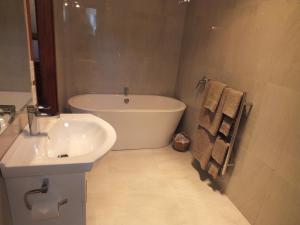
top-left (195, 76), bottom-right (209, 89)
top-left (195, 77), bottom-right (252, 109)
top-left (221, 93), bottom-right (250, 176)
top-left (194, 77), bottom-right (253, 177)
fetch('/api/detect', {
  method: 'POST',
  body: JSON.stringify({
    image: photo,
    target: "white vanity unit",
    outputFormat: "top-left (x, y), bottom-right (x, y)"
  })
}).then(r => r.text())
top-left (5, 174), bottom-right (86, 225)
top-left (0, 114), bottom-right (116, 225)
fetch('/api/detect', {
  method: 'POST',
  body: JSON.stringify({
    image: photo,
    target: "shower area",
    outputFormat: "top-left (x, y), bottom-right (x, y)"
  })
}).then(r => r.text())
top-left (53, 0), bottom-right (188, 111)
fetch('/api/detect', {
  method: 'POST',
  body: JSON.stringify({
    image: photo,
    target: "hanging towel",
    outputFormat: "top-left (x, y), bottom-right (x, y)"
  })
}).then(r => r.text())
top-left (222, 88), bottom-right (243, 119)
top-left (199, 87), bottom-right (230, 136)
top-left (192, 127), bottom-right (215, 170)
top-left (207, 161), bottom-right (220, 179)
top-left (203, 81), bottom-right (227, 113)
top-left (212, 136), bottom-right (230, 165)
top-left (219, 116), bottom-right (233, 137)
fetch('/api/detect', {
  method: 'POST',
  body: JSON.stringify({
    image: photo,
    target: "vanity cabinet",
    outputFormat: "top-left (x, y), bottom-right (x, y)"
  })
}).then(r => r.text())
top-left (5, 173), bottom-right (86, 225)
top-left (1, 114), bottom-right (115, 225)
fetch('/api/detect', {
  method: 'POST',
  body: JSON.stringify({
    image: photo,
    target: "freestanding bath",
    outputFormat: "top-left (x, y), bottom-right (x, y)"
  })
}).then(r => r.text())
top-left (68, 94), bottom-right (186, 150)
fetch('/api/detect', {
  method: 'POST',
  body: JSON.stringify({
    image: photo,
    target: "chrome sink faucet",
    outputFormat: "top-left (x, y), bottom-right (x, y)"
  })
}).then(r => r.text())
top-left (27, 105), bottom-right (53, 136)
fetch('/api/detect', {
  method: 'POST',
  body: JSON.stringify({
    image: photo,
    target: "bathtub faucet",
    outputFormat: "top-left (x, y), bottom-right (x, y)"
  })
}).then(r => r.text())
top-left (123, 87), bottom-right (129, 104)
top-left (123, 87), bottom-right (129, 96)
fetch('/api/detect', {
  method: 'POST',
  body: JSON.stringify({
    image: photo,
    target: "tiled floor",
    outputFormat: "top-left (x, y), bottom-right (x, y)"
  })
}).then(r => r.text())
top-left (86, 146), bottom-right (250, 225)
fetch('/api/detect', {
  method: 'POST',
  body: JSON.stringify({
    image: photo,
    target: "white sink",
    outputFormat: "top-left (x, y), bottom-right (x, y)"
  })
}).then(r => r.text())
top-left (0, 114), bottom-right (116, 178)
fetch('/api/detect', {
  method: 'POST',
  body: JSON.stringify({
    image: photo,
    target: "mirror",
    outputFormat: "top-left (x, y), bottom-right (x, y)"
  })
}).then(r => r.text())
top-left (0, 0), bottom-right (32, 135)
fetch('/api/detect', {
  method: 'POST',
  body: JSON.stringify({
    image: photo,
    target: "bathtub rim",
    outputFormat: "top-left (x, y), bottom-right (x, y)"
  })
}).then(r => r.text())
top-left (68, 94), bottom-right (186, 113)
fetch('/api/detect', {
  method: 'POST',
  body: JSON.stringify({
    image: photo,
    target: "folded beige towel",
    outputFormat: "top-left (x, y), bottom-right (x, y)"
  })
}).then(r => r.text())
top-left (222, 88), bottom-right (243, 119)
top-left (199, 88), bottom-right (230, 136)
top-left (207, 161), bottom-right (220, 179)
top-left (212, 136), bottom-right (230, 165)
top-left (219, 116), bottom-right (233, 137)
top-left (192, 128), bottom-right (215, 170)
top-left (203, 81), bottom-right (226, 113)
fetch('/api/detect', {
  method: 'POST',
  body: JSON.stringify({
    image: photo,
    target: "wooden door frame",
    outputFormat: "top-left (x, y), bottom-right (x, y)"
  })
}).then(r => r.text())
top-left (25, 0), bottom-right (59, 115)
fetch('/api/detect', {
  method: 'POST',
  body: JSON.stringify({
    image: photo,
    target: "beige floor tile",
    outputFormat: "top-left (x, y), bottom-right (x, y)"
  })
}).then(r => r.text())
top-left (86, 147), bottom-right (250, 225)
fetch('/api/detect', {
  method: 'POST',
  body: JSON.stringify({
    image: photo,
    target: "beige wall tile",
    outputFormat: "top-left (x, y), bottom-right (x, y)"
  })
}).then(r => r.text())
top-left (255, 174), bottom-right (300, 225)
top-left (275, 99), bottom-right (300, 190)
top-left (176, 0), bottom-right (300, 224)
top-left (248, 83), bottom-right (297, 169)
top-left (0, 0), bottom-right (31, 92)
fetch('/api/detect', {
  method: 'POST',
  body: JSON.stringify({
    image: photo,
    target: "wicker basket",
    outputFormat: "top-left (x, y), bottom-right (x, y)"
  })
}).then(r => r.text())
top-left (172, 133), bottom-right (190, 152)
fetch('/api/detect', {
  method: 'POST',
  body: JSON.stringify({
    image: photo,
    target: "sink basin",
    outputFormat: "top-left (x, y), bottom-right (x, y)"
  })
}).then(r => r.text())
top-left (0, 114), bottom-right (116, 178)
top-left (40, 119), bottom-right (109, 158)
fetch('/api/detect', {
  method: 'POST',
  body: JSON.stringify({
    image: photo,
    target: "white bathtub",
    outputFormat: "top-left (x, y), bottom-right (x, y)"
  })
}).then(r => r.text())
top-left (68, 94), bottom-right (186, 150)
